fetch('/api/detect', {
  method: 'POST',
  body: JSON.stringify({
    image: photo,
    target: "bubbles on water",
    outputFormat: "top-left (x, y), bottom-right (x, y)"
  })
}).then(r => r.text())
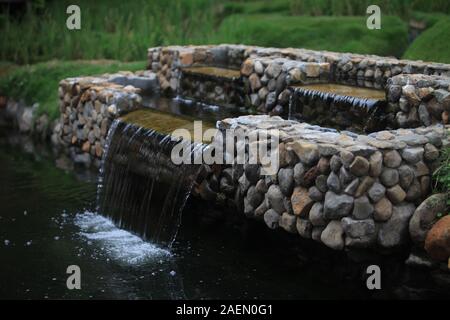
top-left (23, 210), bottom-right (27, 216)
top-left (74, 211), bottom-right (171, 265)
top-left (54, 236), bottom-right (60, 241)
top-left (4, 239), bottom-right (10, 246)
top-left (25, 240), bottom-right (32, 246)
top-left (170, 270), bottom-right (176, 276)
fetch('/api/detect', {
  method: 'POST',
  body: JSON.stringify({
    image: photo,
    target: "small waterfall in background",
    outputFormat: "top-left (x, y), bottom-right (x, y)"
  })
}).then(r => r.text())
top-left (96, 115), bottom-right (205, 246)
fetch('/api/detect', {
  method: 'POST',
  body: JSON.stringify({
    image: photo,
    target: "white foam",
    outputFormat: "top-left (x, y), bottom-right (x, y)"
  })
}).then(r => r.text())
top-left (74, 211), bottom-right (171, 265)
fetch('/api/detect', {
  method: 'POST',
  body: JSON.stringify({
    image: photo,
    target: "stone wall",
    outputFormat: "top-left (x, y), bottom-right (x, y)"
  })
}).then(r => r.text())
top-left (55, 72), bottom-right (157, 167)
top-left (386, 74), bottom-right (450, 128)
top-left (147, 45), bottom-right (450, 130)
top-left (198, 115), bottom-right (449, 254)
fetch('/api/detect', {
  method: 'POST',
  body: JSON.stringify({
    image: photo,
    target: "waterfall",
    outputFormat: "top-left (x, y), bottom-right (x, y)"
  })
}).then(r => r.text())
top-left (96, 117), bottom-right (204, 246)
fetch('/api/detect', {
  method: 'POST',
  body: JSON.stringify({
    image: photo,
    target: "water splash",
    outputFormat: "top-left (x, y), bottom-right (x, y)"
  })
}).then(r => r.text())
top-left (96, 117), bottom-right (205, 246)
top-left (74, 211), bottom-right (171, 265)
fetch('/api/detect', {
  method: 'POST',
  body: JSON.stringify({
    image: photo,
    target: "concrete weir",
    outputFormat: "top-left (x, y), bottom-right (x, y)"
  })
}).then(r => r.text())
top-left (53, 45), bottom-right (450, 267)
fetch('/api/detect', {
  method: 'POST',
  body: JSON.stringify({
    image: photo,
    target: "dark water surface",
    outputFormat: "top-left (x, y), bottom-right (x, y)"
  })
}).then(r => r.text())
top-left (0, 133), bottom-right (445, 300)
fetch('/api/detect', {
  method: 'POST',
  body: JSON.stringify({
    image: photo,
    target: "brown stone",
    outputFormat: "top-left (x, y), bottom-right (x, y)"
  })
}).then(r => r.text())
top-left (442, 111), bottom-right (449, 124)
top-left (350, 156), bottom-right (370, 176)
top-left (95, 141), bottom-right (103, 158)
top-left (302, 165), bottom-right (320, 187)
top-left (374, 197), bottom-right (393, 221)
top-left (386, 185), bottom-right (406, 204)
top-left (425, 216), bottom-right (450, 261)
top-left (291, 187), bottom-right (313, 217)
top-left (355, 176), bottom-right (375, 198)
top-left (249, 73), bottom-right (262, 91)
top-left (241, 59), bottom-right (254, 76)
top-left (82, 141), bottom-right (90, 153)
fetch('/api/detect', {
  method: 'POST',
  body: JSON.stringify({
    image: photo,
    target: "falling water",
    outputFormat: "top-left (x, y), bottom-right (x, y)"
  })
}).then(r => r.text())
top-left (289, 84), bottom-right (387, 133)
top-left (96, 116), bottom-right (205, 246)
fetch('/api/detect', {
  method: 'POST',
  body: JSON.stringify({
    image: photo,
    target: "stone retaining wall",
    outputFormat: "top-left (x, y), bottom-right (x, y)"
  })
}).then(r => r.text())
top-left (147, 45), bottom-right (450, 129)
top-left (55, 71), bottom-right (157, 167)
top-left (386, 74), bottom-right (450, 128)
top-left (200, 115), bottom-right (449, 254)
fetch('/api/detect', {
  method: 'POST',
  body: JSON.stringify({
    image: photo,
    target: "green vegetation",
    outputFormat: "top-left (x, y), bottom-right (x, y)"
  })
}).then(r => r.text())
top-left (1, 0), bottom-right (449, 120)
top-left (433, 146), bottom-right (450, 208)
top-left (403, 19), bottom-right (450, 63)
top-left (0, 60), bottom-right (146, 120)
top-left (0, 0), bottom-right (216, 64)
top-left (289, 0), bottom-right (450, 17)
top-left (218, 14), bottom-right (408, 57)
top-left (2, 0), bottom-right (449, 65)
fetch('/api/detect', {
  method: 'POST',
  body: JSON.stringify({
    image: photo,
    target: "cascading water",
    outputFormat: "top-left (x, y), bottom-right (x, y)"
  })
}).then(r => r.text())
top-left (96, 115), bottom-right (205, 246)
top-left (289, 84), bottom-right (387, 133)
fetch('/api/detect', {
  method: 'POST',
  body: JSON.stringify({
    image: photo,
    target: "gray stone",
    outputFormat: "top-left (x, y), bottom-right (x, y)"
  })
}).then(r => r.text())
top-left (254, 60), bottom-right (264, 75)
top-left (312, 227), bottom-right (325, 242)
top-left (309, 202), bottom-right (326, 226)
top-left (378, 204), bottom-right (415, 248)
top-left (339, 166), bottom-right (353, 185)
top-left (330, 155), bottom-right (342, 172)
top-left (374, 197), bottom-right (393, 221)
top-left (418, 103), bottom-right (431, 126)
top-left (368, 183), bottom-right (386, 203)
top-left (398, 165), bottom-right (414, 189)
top-left (406, 179), bottom-right (422, 201)
top-left (324, 191), bottom-right (354, 219)
top-left (424, 143), bottom-right (439, 161)
top-left (238, 174), bottom-right (251, 193)
top-left (283, 197), bottom-right (294, 215)
top-left (263, 209), bottom-right (280, 229)
top-left (342, 217), bottom-right (376, 248)
top-left (265, 92), bottom-right (277, 109)
top-left (278, 168), bottom-right (294, 196)
top-left (327, 172), bottom-right (341, 193)
top-left (266, 62), bottom-right (282, 78)
top-left (352, 196), bottom-right (374, 220)
top-left (318, 144), bottom-right (339, 156)
top-left (308, 186), bottom-right (323, 201)
top-left (401, 147), bottom-right (424, 164)
top-left (409, 193), bottom-right (448, 245)
top-left (412, 161), bottom-right (430, 177)
top-left (279, 213), bottom-right (297, 233)
top-left (380, 168), bottom-right (399, 187)
top-left (349, 156), bottom-right (370, 176)
top-left (266, 185), bottom-right (285, 214)
top-left (247, 186), bottom-right (263, 208)
top-left (321, 221), bottom-right (345, 250)
top-left (383, 150), bottom-right (402, 168)
top-left (340, 150), bottom-right (354, 168)
top-left (293, 162), bottom-right (305, 185)
top-left (244, 197), bottom-right (254, 217)
top-left (344, 178), bottom-right (360, 196)
top-left (296, 219), bottom-right (313, 238)
top-left (315, 175), bottom-right (328, 193)
top-left (245, 164), bottom-right (260, 184)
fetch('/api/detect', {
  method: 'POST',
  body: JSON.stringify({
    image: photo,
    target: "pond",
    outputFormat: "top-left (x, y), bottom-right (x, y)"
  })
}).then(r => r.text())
top-left (0, 129), bottom-right (445, 300)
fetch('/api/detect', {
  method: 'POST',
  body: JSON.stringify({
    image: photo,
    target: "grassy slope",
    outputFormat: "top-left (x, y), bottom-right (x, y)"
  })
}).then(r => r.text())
top-left (217, 14), bottom-right (409, 57)
top-left (403, 18), bottom-right (450, 63)
top-left (0, 60), bottom-right (146, 120)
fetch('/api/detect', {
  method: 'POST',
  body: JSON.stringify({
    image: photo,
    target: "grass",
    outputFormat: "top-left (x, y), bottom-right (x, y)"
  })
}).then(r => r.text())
top-left (433, 146), bottom-right (450, 210)
top-left (289, 0), bottom-right (450, 17)
top-left (217, 14), bottom-right (409, 57)
top-left (403, 18), bottom-right (450, 63)
top-left (0, 60), bottom-right (146, 120)
top-left (0, 0), bottom-right (217, 64)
